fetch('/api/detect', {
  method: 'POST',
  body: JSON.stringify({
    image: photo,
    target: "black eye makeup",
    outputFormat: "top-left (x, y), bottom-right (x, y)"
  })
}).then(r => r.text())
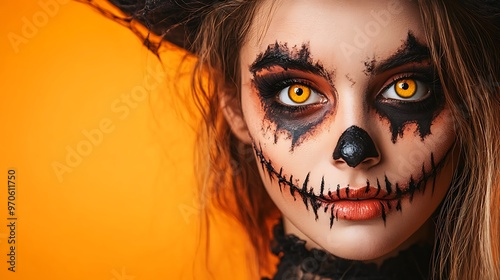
top-left (380, 74), bottom-right (431, 102)
top-left (249, 42), bottom-right (335, 149)
top-left (248, 32), bottom-right (446, 148)
top-left (368, 32), bottom-right (446, 143)
top-left (374, 68), bottom-right (444, 143)
top-left (252, 72), bottom-right (328, 113)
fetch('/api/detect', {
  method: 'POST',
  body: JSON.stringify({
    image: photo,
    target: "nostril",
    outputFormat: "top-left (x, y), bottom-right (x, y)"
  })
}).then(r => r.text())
top-left (333, 125), bottom-right (379, 168)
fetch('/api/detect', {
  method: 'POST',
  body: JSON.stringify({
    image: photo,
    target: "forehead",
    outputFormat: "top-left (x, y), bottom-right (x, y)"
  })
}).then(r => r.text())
top-left (243, 0), bottom-right (425, 67)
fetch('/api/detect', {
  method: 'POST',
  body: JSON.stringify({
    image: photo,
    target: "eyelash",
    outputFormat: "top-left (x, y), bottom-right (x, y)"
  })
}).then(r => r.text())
top-left (378, 72), bottom-right (435, 96)
top-left (253, 72), bottom-right (315, 96)
top-left (252, 72), bottom-right (326, 113)
top-left (372, 70), bottom-right (445, 121)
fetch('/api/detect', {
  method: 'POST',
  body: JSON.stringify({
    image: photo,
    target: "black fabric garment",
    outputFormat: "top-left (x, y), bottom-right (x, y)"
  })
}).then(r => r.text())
top-left (264, 221), bottom-right (432, 280)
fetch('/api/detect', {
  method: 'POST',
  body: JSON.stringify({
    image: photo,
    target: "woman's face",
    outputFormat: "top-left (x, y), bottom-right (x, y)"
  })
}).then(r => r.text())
top-left (237, 0), bottom-right (456, 260)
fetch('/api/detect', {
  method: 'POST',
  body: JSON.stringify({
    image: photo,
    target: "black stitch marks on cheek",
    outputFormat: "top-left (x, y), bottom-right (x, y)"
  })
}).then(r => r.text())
top-left (408, 177), bottom-right (416, 202)
top-left (329, 206), bottom-right (335, 228)
top-left (380, 202), bottom-right (386, 226)
top-left (252, 141), bottom-right (452, 228)
top-left (253, 142), bottom-right (328, 222)
top-left (384, 175), bottom-right (392, 196)
top-left (301, 173), bottom-right (311, 210)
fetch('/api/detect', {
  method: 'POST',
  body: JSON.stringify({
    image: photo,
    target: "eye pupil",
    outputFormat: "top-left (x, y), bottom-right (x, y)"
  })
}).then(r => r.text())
top-left (394, 79), bottom-right (417, 98)
top-left (288, 84), bottom-right (311, 103)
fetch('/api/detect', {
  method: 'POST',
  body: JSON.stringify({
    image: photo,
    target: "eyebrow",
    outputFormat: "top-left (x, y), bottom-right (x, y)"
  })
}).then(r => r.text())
top-left (249, 41), bottom-right (333, 82)
top-left (372, 32), bottom-right (431, 74)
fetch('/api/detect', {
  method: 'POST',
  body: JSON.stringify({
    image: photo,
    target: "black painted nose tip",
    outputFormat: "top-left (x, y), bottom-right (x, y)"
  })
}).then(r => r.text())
top-left (333, 125), bottom-right (379, 168)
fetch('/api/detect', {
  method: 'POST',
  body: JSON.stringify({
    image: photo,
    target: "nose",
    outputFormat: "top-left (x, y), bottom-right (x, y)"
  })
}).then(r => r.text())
top-left (333, 125), bottom-right (380, 168)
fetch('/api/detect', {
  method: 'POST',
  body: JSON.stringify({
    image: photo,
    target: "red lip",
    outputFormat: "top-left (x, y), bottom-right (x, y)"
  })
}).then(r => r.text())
top-left (320, 186), bottom-right (401, 221)
top-left (333, 199), bottom-right (397, 221)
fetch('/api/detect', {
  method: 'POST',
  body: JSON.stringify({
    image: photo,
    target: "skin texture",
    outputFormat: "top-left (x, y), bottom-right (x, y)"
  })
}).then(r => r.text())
top-left (233, 0), bottom-right (457, 261)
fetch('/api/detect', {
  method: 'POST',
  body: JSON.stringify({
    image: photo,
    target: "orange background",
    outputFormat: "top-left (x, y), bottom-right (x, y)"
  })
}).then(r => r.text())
top-left (0, 1), bottom-right (255, 279)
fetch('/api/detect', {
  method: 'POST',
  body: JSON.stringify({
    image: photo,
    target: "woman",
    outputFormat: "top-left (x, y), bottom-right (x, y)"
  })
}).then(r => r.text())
top-left (91, 0), bottom-right (499, 278)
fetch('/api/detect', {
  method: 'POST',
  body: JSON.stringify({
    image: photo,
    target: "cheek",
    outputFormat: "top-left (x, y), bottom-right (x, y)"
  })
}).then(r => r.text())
top-left (241, 88), bottom-right (285, 146)
top-left (241, 89), bottom-right (263, 134)
top-left (372, 107), bottom-right (456, 185)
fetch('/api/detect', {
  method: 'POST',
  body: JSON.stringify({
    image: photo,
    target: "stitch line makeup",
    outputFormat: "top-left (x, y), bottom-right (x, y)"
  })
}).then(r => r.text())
top-left (253, 142), bottom-right (451, 227)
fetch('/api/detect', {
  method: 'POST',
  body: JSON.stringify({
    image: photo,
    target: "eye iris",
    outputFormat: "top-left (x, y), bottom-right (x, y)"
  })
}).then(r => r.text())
top-left (394, 79), bottom-right (417, 98)
top-left (288, 84), bottom-right (311, 103)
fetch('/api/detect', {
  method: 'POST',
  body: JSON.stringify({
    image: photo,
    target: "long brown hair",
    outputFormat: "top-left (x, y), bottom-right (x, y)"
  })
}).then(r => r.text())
top-left (418, 1), bottom-right (500, 279)
top-left (191, 1), bottom-right (500, 278)
top-left (190, 1), bottom-right (279, 273)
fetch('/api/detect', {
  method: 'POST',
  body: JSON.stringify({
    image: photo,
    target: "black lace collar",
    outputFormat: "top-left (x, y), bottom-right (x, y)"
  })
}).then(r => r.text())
top-left (264, 221), bottom-right (433, 280)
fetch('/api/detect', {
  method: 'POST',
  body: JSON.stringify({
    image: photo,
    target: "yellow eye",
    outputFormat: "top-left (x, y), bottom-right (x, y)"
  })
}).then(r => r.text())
top-left (380, 77), bottom-right (429, 102)
top-left (394, 79), bottom-right (417, 98)
top-left (288, 84), bottom-right (311, 103)
top-left (277, 83), bottom-right (324, 106)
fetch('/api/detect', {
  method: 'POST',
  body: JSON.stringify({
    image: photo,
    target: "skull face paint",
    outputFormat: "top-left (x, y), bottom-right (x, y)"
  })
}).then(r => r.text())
top-left (238, 0), bottom-right (457, 261)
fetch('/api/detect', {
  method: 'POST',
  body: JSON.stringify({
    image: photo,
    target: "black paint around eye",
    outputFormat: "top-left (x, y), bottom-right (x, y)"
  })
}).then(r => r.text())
top-left (374, 83), bottom-right (445, 143)
top-left (250, 42), bottom-right (335, 150)
top-left (249, 42), bottom-right (333, 83)
top-left (333, 126), bottom-right (379, 167)
top-left (251, 74), bottom-right (332, 149)
top-left (261, 100), bottom-right (333, 149)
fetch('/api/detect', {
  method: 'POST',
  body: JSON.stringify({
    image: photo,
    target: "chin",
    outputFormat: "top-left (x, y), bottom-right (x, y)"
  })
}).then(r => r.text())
top-left (323, 222), bottom-right (406, 260)
top-left (318, 217), bottom-right (423, 261)
top-left (279, 182), bottom-right (446, 261)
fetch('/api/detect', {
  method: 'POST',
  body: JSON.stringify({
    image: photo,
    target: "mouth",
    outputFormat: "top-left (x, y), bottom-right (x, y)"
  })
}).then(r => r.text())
top-left (253, 142), bottom-right (449, 227)
top-left (318, 185), bottom-right (403, 223)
